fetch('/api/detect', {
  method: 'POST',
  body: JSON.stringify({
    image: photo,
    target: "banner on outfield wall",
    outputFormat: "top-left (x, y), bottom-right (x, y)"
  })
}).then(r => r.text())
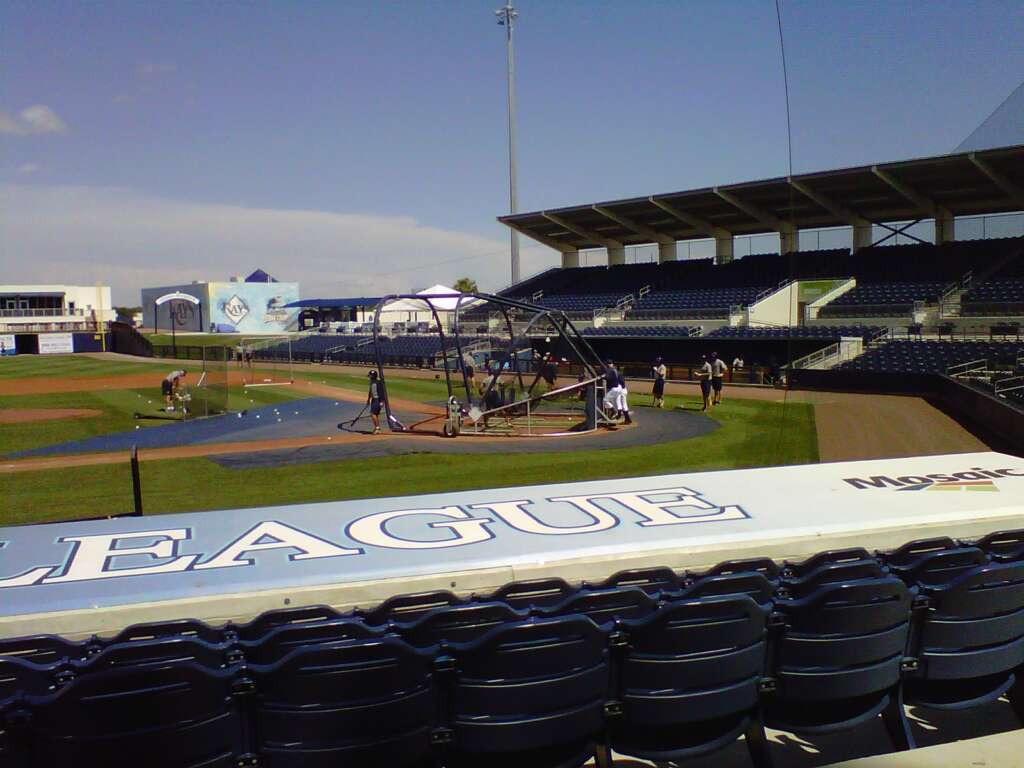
top-left (1, 451), bottom-right (1023, 628)
top-left (0, 334), bottom-right (15, 356)
top-left (37, 333), bottom-right (74, 355)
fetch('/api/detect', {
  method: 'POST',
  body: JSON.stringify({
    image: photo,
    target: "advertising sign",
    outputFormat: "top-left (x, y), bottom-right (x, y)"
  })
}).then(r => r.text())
top-left (38, 333), bottom-right (74, 355)
top-left (209, 282), bottom-right (299, 333)
top-left (0, 334), bottom-right (15, 356)
top-left (1, 451), bottom-right (1022, 639)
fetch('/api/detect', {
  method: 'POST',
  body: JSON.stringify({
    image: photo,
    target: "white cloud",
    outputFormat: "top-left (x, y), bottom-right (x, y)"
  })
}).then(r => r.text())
top-left (0, 184), bottom-right (559, 303)
top-left (0, 105), bottom-right (68, 136)
top-left (17, 163), bottom-right (39, 175)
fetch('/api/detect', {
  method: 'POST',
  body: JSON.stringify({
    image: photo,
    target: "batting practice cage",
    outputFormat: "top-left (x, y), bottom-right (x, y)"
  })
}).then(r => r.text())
top-left (233, 335), bottom-right (295, 387)
top-left (178, 345), bottom-right (230, 419)
top-left (371, 292), bottom-right (615, 437)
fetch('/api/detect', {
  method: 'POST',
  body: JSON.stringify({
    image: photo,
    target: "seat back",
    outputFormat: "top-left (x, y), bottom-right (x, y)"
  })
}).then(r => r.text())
top-left (541, 586), bottom-right (657, 626)
top-left (915, 561), bottom-right (1024, 683)
top-left (77, 636), bottom-right (236, 673)
top-left (27, 661), bottom-right (242, 768)
top-left (974, 528), bottom-right (1024, 563)
top-left (488, 577), bottom-right (575, 610)
top-left (395, 602), bottom-right (527, 647)
top-left (617, 595), bottom-right (767, 728)
top-left (240, 618), bottom-right (382, 665)
top-left (359, 590), bottom-right (464, 625)
top-left (781, 559), bottom-right (888, 600)
top-left (774, 578), bottom-right (912, 703)
top-left (782, 548), bottom-right (872, 579)
top-left (229, 604), bottom-right (345, 642)
top-left (448, 616), bottom-right (609, 758)
top-left (681, 571), bottom-right (776, 608)
top-left (594, 567), bottom-right (681, 596)
top-left (249, 638), bottom-right (436, 768)
top-left (890, 547), bottom-right (988, 586)
top-left (0, 635), bottom-right (88, 666)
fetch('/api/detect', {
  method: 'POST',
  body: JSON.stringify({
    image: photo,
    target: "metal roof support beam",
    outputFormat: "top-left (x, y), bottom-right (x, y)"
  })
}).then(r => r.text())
top-left (647, 197), bottom-right (730, 239)
top-left (968, 153), bottom-right (1024, 207)
top-left (542, 212), bottom-right (625, 266)
top-left (502, 219), bottom-right (576, 254)
top-left (789, 178), bottom-right (874, 252)
top-left (871, 166), bottom-right (955, 244)
top-left (592, 204), bottom-right (677, 263)
top-left (713, 188), bottom-right (796, 253)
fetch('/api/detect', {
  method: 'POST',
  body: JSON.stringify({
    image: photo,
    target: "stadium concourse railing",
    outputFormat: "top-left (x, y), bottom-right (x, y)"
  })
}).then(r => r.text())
top-left (3, 529), bottom-right (1024, 766)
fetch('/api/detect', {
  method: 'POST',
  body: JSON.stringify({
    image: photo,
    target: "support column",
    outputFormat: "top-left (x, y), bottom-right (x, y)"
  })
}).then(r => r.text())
top-left (607, 244), bottom-right (626, 266)
top-left (715, 235), bottom-right (734, 265)
top-left (935, 211), bottom-right (955, 245)
top-left (657, 241), bottom-right (678, 263)
top-left (780, 227), bottom-right (797, 255)
top-left (561, 250), bottom-right (580, 269)
top-left (853, 223), bottom-right (873, 252)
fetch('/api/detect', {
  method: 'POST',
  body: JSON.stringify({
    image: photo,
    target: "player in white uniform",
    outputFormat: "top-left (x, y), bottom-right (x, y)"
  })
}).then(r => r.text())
top-left (710, 352), bottom-right (727, 405)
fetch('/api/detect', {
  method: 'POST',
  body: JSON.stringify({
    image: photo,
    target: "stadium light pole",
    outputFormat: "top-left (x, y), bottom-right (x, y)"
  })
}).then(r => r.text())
top-left (496, 3), bottom-right (520, 285)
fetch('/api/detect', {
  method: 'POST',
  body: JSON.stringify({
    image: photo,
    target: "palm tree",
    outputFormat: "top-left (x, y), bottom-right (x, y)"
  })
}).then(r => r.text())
top-left (453, 277), bottom-right (478, 293)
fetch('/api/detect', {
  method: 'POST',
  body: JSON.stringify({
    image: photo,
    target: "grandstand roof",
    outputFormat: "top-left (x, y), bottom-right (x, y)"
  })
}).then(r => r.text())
top-left (285, 297), bottom-right (381, 309)
top-left (500, 144), bottom-right (1024, 251)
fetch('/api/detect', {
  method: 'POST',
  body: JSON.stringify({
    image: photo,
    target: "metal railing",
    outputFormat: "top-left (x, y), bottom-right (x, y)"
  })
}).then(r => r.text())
top-left (947, 358), bottom-right (989, 379)
top-left (0, 308), bottom-right (86, 318)
top-left (790, 343), bottom-right (840, 371)
top-left (995, 374), bottom-right (1024, 396)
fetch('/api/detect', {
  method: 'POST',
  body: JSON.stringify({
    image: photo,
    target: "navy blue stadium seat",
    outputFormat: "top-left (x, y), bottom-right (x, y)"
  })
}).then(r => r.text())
top-left (593, 566), bottom-right (682, 596)
top-left (228, 604), bottom-right (346, 642)
top-left (974, 528), bottom-right (1024, 563)
top-left (248, 638), bottom-right (437, 768)
top-left (902, 561), bottom-right (1024, 715)
top-left (609, 594), bottom-right (769, 764)
top-left (358, 590), bottom-right (465, 625)
top-left (26, 661), bottom-right (245, 768)
top-left (445, 616), bottom-right (609, 768)
top-left (486, 578), bottom-right (575, 610)
top-left (759, 577), bottom-right (916, 756)
top-left (393, 602), bottom-right (528, 647)
top-left (0, 635), bottom-right (89, 666)
top-left (539, 586), bottom-right (657, 626)
top-left (239, 618), bottom-right (383, 665)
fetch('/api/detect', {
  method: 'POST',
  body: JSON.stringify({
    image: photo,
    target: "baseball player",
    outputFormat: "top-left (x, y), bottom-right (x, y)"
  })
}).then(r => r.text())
top-left (162, 369), bottom-right (186, 411)
top-left (367, 370), bottom-right (382, 434)
top-left (710, 351), bottom-right (727, 406)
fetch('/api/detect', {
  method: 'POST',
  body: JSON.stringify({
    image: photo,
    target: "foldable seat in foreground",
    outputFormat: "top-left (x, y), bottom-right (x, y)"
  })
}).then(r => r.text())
top-left (607, 594), bottom-right (770, 765)
top-left (755, 577), bottom-right (915, 764)
top-left (444, 615), bottom-right (610, 768)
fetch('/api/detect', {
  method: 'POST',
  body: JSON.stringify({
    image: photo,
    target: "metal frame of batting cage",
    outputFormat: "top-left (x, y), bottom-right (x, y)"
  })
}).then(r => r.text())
top-left (371, 292), bottom-right (610, 436)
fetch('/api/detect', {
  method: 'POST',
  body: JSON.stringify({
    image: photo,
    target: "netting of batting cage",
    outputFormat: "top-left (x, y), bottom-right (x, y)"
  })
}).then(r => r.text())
top-left (370, 292), bottom-right (612, 438)
top-left (234, 335), bottom-right (295, 386)
top-left (182, 344), bottom-right (229, 419)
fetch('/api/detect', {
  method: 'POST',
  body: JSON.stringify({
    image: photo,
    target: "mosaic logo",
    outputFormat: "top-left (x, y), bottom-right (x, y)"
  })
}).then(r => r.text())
top-left (842, 466), bottom-right (1023, 492)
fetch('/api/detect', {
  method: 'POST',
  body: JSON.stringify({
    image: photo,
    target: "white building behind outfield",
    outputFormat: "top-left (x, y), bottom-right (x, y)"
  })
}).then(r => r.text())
top-left (0, 284), bottom-right (114, 333)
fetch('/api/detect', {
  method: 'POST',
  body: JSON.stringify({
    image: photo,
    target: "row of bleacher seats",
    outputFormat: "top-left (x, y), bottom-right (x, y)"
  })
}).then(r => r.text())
top-left (818, 281), bottom-right (948, 318)
top-left (3, 530), bottom-right (1024, 767)
top-left (260, 334), bottom-right (497, 366)
top-left (581, 325), bottom-right (696, 338)
top-left (502, 239), bottom-right (1023, 305)
top-left (839, 340), bottom-right (1024, 374)
top-left (962, 244), bottom-right (1024, 315)
top-left (707, 325), bottom-right (885, 342)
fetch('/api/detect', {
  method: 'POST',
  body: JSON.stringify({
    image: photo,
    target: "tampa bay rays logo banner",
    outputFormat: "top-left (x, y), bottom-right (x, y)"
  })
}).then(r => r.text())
top-left (0, 452), bottom-right (1022, 621)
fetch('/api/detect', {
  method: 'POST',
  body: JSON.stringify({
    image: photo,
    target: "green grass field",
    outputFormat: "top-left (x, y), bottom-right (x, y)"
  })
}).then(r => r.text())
top-left (0, 355), bottom-right (818, 526)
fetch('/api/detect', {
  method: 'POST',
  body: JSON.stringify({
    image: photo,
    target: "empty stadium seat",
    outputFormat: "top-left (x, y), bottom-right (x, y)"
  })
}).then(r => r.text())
top-left (759, 578), bottom-right (916, 754)
top-left (445, 616), bottom-right (609, 768)
top-left (26, 661), bottom-right (245, 768)
top-left (248, 638), bottom-right (437, 768)
top-left (608, 594), bottom-right (769, 764)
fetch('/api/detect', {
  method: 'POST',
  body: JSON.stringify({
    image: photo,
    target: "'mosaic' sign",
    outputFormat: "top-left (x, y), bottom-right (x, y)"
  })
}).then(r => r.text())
top-left (1, 452), bottom-right (1022, 635)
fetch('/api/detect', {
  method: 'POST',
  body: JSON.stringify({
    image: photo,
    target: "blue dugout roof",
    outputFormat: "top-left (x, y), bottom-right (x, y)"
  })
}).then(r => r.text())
top-left (285, 297), bottom-right (382, 309)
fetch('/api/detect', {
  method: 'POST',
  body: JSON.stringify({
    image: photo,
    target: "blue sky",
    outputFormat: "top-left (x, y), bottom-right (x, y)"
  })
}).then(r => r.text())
top-left (2, 1), bottom-right (1022, 302)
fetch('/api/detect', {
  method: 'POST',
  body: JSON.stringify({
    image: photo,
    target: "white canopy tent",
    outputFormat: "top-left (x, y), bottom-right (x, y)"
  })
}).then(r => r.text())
top-left (375, 284), bottom-right (484, 327)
